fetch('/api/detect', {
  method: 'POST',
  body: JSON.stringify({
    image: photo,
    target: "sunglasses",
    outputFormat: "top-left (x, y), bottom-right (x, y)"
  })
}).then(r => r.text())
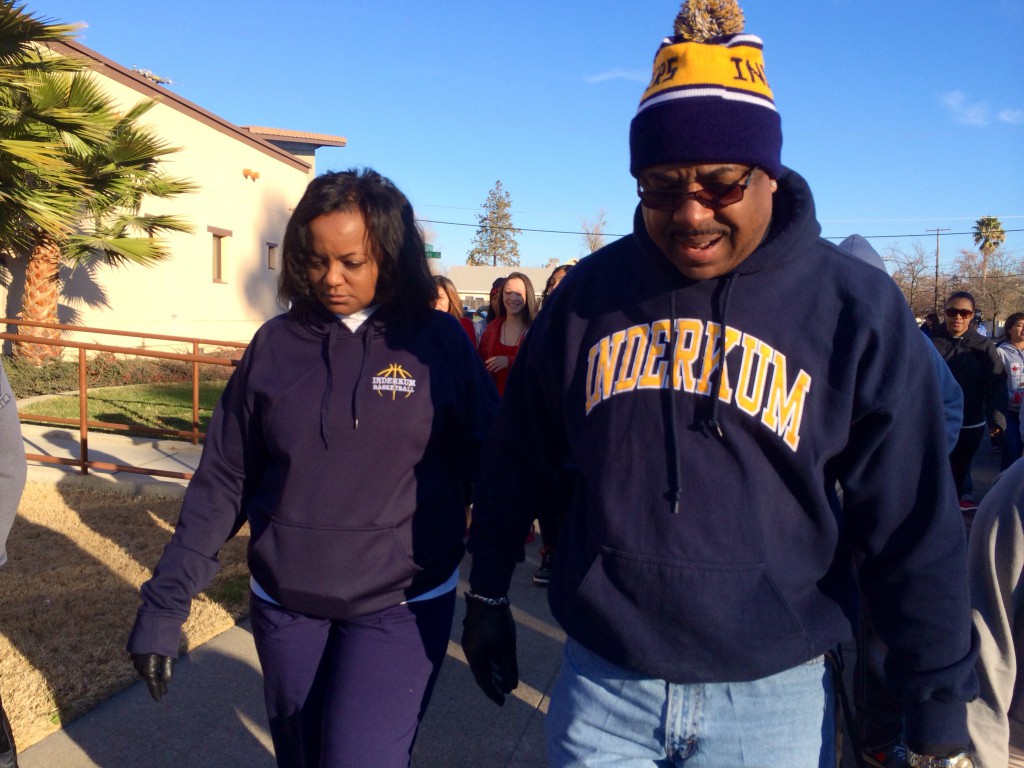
top-left (637, 167), bottom-right (756, 211)
top-left (944, 308), bottom-right (974, 319)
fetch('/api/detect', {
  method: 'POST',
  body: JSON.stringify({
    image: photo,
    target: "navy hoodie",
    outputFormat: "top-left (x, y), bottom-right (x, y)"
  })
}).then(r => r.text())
top-left (128, 302), bottom-right (498, 657)
top-left (469, 168), bottom-right (977, 750)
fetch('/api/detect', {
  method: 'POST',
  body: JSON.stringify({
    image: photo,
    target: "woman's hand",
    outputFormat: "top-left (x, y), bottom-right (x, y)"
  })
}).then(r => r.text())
top-left (485, 356), bottom-right (509, 374)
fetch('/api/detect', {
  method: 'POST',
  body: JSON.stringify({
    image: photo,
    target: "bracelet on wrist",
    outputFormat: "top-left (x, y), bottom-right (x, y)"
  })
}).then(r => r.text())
top-left (466, 591), bottom-right (510, 607)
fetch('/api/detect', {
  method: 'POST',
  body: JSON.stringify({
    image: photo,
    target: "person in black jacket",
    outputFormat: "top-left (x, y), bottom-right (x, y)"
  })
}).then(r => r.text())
top-left (931, 290), bottom-right (1007, 509)
top-left (127, 169), bottom-right (499, 768)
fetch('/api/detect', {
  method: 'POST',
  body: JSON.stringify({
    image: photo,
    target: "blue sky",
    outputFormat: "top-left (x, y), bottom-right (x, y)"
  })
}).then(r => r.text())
top-left (32, 1), bottom-right (1024, 273)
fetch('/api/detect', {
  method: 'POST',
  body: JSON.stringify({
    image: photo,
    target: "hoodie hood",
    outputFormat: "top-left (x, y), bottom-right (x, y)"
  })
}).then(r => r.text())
top-left (837, 234), bottom-right (886, 271)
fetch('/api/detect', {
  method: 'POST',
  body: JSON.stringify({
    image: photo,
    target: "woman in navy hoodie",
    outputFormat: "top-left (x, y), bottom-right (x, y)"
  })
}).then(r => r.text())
top-left (127, 169), bottom-right (499, 767)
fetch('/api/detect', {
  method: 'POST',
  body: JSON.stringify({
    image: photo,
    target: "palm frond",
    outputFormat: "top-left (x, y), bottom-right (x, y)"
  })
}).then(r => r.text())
top-left (63, 233), bottom-right (174, 268)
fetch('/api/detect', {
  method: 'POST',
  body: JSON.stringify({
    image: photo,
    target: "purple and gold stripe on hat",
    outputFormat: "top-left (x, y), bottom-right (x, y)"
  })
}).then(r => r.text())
top-left (637, 34), bottom-right (775, 116)
top-left (628, 30), bottom-right (782, 178)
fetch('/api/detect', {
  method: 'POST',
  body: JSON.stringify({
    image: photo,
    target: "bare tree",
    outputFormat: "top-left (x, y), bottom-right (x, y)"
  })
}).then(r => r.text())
top-left (417, 217), bottom-right (438, 248)
top-left (953, 248), bottom-right (1024, 335)
top-left (581, 209), bottom-right (607, 255)
top-left (884, 242), bottom-right (934, 317)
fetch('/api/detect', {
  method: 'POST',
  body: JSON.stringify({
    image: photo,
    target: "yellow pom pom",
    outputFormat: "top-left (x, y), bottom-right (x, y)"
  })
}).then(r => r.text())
top-left (674, 0), bottom-right (745, 42)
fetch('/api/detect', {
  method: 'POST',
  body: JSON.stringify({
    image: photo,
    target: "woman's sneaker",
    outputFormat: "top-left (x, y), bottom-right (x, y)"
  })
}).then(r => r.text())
top-left (533, 548), bottom-right (554, 586)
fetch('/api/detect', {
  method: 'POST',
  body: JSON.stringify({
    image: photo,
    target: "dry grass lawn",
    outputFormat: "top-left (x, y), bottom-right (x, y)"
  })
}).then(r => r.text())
top-left (0, 482), bottom-right (249, 749)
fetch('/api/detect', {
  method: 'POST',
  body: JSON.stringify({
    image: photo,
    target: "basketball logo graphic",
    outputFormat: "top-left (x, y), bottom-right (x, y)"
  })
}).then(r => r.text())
top-left (372, 364), bottom-right (417, 399)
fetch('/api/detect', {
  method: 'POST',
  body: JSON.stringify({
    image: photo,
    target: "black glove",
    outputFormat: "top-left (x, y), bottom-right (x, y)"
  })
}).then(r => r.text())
top-left (131, 653), bottom-right (174, 701)
top-left (461, 594), bottom-right (518, 705)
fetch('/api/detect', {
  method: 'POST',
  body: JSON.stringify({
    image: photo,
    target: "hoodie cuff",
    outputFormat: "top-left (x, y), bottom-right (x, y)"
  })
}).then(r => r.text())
top-left (125, 610), bottom-right (185, 659)
top-left (466, 551), bottom-right (517, 599)
top-left (903, 699), bottom-right (969, 757)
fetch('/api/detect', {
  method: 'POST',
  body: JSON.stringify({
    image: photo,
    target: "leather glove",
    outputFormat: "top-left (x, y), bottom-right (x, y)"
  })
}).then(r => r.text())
top-left (131, 653), bottom-right (174, 701)
top-left (461, 594), bottom-right (518, 705)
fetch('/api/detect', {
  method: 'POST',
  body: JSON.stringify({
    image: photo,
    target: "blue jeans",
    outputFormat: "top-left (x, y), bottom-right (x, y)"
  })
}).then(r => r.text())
top-left (546, 638), bottom-right (835, 768)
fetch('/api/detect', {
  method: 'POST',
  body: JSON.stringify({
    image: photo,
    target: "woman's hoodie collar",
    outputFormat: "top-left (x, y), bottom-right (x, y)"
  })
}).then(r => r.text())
top-left (290, 300), bottom-right (383, 447)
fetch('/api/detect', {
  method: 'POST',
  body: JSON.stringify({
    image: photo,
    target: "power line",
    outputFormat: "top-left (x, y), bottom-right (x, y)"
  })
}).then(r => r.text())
top-left (416, 217), bottom-right (1023, 243)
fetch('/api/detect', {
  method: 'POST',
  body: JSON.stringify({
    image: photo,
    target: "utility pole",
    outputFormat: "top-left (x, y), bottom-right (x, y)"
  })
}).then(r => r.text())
top-left (926, 227), bottom-right (950, 313)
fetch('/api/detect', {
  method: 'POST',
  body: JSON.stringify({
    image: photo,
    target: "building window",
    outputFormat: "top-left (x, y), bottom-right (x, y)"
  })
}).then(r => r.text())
top-left (208, 226), bottom-right (231, 283)
top-left (267, 242), bottom-right (279, 270)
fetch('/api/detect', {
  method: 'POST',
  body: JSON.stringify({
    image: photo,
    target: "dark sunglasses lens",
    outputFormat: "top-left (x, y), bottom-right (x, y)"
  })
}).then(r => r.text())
top-left (945, 309), bottom-right (972, 318)
top-left (638, 176), bottom-right (747, 211)
top-left (707, 185), bottom-right (743, 207)
top-left (639, 190), bottom-right (676, 211)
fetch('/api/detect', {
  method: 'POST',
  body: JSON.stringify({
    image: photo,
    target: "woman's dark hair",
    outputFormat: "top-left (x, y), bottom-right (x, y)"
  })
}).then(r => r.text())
top-left (434, 275), bottom-right (464, 319)
top-left (499, 271), bottom-right (539, 324)
top-left (1001, 312), bottom-right (1024, 342)
top-left (278, 168), bottom-right (435, 318)
top-left (487, 277), bottom-right (506, 324)
top-left (541, 264), bottom-right (572, 303)
top-left (945, 290), bottom-right (976, 310)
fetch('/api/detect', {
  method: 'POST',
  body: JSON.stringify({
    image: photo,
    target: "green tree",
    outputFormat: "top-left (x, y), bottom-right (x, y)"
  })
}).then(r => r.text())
top-left (466, 180), bottom-right (521, 267)
top-left (0, 2), bottom-right (195, 363)
top-left (973, 215), bottom-right (1006, 285)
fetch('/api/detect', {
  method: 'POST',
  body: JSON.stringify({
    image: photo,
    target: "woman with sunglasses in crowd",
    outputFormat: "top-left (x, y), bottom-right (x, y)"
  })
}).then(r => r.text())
top-left (930, 290), bottom-right (1007, 509)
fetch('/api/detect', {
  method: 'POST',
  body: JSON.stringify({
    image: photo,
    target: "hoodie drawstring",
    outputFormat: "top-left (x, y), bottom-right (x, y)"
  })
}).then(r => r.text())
top-left (703, 273), bottom-right (737, 439)
top-left (319, 318), bottom-right (375, 447)
top-left (665, 273), bottom-right (739, 514)
top-left (352, 327), bottom-right (373, 430)
top-left (320, 322), bottom-right (339, 448)
top-left (666, 290), bottom-right (682, 514)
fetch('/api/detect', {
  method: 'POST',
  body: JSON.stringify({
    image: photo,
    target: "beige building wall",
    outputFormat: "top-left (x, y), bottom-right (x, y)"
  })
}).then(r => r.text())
top-left (3, 41), bottom-right (344, 352)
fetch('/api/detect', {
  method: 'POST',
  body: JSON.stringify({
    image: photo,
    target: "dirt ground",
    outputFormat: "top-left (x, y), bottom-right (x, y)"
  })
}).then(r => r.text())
top-left (0, 482), bottom-right (249, 749)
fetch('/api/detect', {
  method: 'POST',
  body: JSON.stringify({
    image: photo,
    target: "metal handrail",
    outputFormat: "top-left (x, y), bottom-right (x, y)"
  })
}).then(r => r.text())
top-left (1, 319), bottom-right (246, 480)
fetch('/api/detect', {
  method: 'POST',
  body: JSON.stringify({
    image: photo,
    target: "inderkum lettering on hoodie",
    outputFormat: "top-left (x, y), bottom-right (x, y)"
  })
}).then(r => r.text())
top-left (372, 363), bottom-right (417, 398)
top-left (584, 319), bottom-right (811, 452)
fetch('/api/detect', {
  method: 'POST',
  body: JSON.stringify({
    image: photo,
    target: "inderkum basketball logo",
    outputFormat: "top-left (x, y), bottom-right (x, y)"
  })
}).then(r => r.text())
top-left (372, 364), bottom-right (416, 399)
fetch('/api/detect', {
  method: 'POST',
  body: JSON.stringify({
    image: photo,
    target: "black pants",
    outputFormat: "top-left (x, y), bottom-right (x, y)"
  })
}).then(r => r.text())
top-left (949, 425), bottom-right (984, 498)
top-left (0, 687), bottom-right (17, 767)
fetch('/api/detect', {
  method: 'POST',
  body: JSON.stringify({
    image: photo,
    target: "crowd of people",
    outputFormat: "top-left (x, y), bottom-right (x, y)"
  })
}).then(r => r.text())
top-left (0, 1), bottom-right (1021, 767)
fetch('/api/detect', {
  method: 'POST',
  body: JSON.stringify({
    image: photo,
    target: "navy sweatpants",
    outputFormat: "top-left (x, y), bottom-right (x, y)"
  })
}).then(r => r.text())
top-left (250, 590), bottom-right (455, 768)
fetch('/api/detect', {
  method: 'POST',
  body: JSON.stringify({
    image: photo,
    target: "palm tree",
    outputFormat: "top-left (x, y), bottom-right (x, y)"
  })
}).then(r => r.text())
top-left (0, 2), bottom-right (93, 253)
top-left (973, 215), bottom-right (1006, 284)
top-left (0, 3), bottom-right (195, 363)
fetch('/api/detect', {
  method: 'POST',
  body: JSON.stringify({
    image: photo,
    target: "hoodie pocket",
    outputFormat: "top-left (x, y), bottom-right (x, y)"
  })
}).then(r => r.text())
top-left (250, 517), bottom-right (419, 615)
top-left (572, 547), bottom-right (813, 678)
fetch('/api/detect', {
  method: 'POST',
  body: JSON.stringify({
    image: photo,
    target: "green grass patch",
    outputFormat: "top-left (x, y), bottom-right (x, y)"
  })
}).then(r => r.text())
top-left (202, 572), bottom-right (250, 607)
top-left (19, 382), bottom-right (226, 437)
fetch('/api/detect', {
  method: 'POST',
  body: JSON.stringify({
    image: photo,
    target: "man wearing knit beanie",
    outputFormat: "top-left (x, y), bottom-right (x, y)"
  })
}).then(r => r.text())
top-left (463, 2), bottom-right (978, 766)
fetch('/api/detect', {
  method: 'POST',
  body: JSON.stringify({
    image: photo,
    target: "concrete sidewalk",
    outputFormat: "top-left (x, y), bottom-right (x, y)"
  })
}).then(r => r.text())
top-left (14, 425), bottom-right (1004, 767)
top-left (19, 422), bottom-right (200, 498)
top-left (16, 426), bottom-right (563, 768)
